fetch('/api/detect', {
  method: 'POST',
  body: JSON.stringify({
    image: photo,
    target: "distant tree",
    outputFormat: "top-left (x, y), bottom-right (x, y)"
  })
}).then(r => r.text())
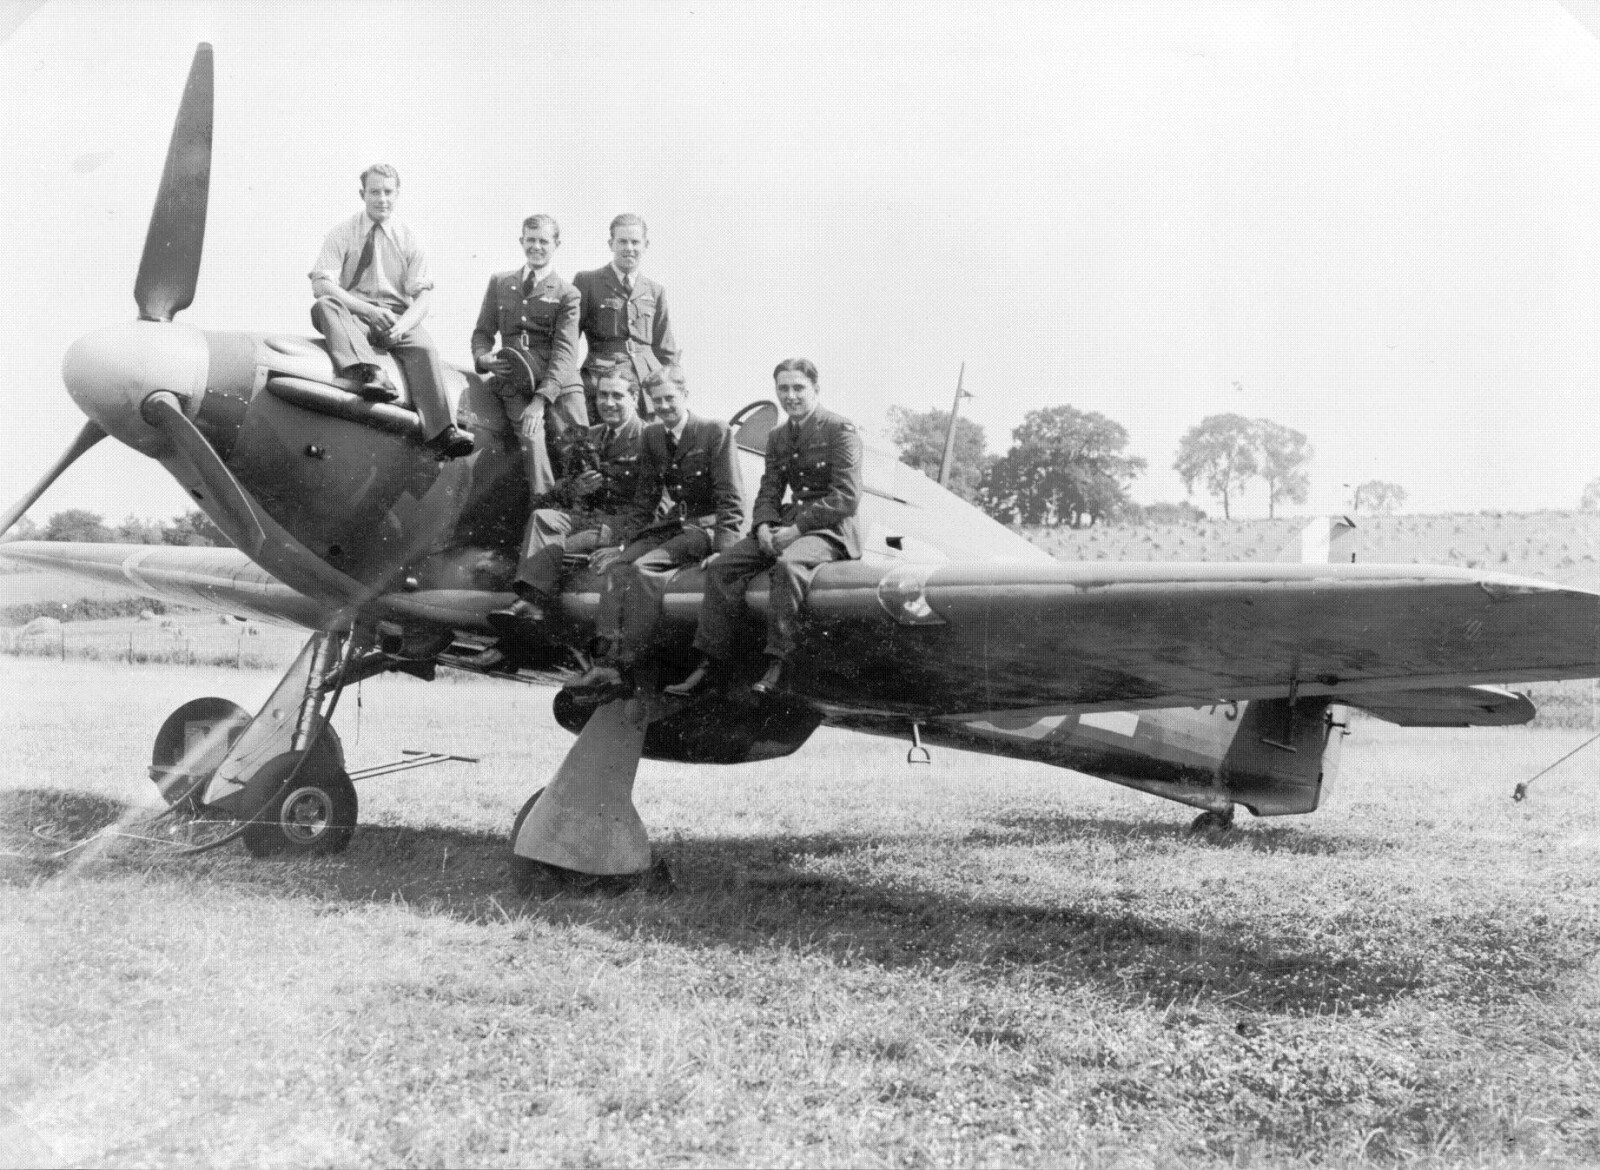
top-left (1581, 478), bottom-right (1600, 513)
top-left (113, 514), bottom-right (164, 544)
top-left (0, 515), bottom-right (39, 543)
top-left (1141, 501), bottom-right (1208, 525)
top-left (1174, 413), bottom-right (1258, 520)
top-left (42, 508), bottom-right (111, 543)
top-left (886, 405), bottom-right (992, 504)
top-left (979, 405), bottom-right (1146, 527)
top-left (1352, 480), bottom-right (1408, 516)
top-left (1253, 419), bottom-right (1312, 519)
top-left (161, 509), bottom-right (225, 547)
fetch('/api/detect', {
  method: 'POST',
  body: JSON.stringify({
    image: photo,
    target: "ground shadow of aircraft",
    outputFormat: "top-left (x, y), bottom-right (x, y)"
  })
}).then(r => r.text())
top-left (4, 44), bottom-right (1600, 888)
top-left (5, 788), bottom-right (1575, 1018)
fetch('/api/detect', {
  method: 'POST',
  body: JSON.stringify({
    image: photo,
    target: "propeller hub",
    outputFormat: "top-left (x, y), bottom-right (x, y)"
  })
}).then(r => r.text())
top-left (62, 321), bottom-right (210, 456)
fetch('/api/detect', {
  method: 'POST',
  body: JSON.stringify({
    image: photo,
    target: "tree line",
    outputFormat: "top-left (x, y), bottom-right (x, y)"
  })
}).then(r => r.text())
top-left (890, 405), bottom-right (1408, 525)
top-left (890, 406), bottom-right (1319, 525)
top-left (1, 508), bottom-right (225, 545)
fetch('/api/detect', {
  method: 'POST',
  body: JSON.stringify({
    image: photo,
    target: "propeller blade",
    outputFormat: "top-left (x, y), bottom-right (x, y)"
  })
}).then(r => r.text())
top-left (141, 392), bottom-right (265, 555)
top-left (134, 44), bottom-right (213, 323)
top-left (0, 420), bottom-right (107, 539)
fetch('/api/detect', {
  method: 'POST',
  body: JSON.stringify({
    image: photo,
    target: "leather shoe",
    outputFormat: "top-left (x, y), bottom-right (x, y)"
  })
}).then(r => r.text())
top-left (750, 658), bottom-right (785, 696)
top-left (664, 659), bottom-right (720, 698)
top-left (487, 597), bottom-right (548, 642)
top-left (429, 426), bottom-right (476, 460)
top-left (352, 365), bottom-right (399, 402)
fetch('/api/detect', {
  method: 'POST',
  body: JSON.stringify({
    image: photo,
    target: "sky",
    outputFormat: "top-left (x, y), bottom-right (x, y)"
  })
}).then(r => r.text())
top-left (4, 0), bottom-right (1600, 524)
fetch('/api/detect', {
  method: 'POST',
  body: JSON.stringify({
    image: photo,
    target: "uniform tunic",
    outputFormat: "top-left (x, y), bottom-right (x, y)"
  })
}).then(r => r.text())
top-left (573, 266), bottom-right (679, 417)
top-left (694, 404), bottom-right (863, 662)
top-left (470, 267), bottom-right (587, 496)
top-left (596, 413), bottom-right (746, 662)
top-left (516, 415), bottom-right (644, 598)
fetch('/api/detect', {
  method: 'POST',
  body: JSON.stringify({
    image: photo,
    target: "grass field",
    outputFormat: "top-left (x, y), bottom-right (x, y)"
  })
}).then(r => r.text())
top-left (3, 658), bottom-right (1600, 1167)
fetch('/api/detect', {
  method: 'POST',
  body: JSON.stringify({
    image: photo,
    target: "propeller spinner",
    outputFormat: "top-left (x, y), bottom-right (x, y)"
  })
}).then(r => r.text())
top-left (0, 43), bottom-right (214, 540)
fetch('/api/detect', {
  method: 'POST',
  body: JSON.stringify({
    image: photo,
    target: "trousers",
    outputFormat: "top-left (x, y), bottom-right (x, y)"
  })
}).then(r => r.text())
top-left (595, 525), bottom-right (712, 663)
top-left (693, 532), bottom-right (846, 661)
top-left (516, 508), bottom-right (617, 598)
top-left (311, 298), bottom-right (455, 441)
top-left (500, 387), bottom-right (590, 499)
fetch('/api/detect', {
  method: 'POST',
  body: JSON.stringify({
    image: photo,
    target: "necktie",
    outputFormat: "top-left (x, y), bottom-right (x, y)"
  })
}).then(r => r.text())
top-left (521, 270), bottom-right (535, 297)
top-left (664, 429), bottom-right (678, 460)
top-left (622, 274), bottom-right (633, 296)
top-left (349, 224), bottom-right (379, 288)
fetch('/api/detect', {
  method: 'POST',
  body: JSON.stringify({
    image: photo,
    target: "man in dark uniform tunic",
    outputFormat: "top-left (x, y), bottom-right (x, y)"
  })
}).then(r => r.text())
top-left (470, 214), bottom-right (587, 499)
top-left (668, 358), bottom-right (863, 697)
top-left (574, 366), bottom-right (744, 695)
top-left (485, 367), bottom-right (644, 644)
top-left (573, 214), bottom-right (679, 420)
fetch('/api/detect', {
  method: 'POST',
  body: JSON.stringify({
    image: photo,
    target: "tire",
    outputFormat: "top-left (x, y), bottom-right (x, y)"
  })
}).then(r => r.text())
top-left (241, 752), bottom-right (358, 858)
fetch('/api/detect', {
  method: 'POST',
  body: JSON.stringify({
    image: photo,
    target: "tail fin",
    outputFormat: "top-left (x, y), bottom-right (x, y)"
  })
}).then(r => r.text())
top-left (1276, 515), bottom-right (1357, 563)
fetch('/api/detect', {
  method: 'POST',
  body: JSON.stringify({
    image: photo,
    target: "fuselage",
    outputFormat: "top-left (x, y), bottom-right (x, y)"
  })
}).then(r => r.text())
top-left (55, 322), bottom-right (1344, 817)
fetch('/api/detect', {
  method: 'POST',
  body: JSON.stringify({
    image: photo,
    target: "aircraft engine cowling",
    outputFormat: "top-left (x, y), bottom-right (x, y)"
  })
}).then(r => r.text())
top-left (552, 689), bottom-right (824, 765)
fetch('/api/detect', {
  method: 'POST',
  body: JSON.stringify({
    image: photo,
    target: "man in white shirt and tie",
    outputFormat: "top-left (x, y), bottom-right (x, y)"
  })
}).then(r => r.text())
top-left (309, 163), bottom-right (474, 459)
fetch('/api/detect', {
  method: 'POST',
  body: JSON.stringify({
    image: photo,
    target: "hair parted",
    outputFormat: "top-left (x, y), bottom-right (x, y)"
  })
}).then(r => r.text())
top-left (772, 357), bottom-right (819, 386)
top-left (360, 163), bottom-right (400, 189)
top-left (609, 213), bottom-right (648, 239)
top-left (521, 213), bottom-right (560, 241)
top-left (643, 365), bottom-right (687, 394)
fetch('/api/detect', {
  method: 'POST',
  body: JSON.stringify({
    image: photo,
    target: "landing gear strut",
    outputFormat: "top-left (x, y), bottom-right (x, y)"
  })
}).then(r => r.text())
top-left (145, 626), bottom-right (404, 857)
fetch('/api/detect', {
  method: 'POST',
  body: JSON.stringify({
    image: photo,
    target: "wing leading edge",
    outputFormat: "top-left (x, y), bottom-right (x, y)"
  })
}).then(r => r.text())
top-left (0, 541), bottom-right (335, 630)
top-left (796, 559), bottom-right (1600, 716)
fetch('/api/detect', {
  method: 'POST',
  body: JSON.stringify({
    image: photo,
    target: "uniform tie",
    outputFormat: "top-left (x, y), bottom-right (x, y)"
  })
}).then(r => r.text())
top-left (349, 223), bottom-right (379, 288)
top-left (521, 269), bottom-right (535, 297)
top-left (622, 273), bottom-right (633, 296)
top-left (664, 428), bottom-right (678, 460)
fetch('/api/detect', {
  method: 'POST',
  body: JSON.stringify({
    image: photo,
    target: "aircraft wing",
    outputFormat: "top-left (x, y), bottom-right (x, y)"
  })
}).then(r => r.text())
top-left (0, 541), bottom-right (336, 629)
top-left (800, 559), bottom-right (1600, 715)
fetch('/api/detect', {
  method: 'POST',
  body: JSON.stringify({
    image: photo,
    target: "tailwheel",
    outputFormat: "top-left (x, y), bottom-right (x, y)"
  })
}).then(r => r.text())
top-left (1189, 807), bottom-right (1235, 835)
top-left (241, 751), bottom-right (358, 858)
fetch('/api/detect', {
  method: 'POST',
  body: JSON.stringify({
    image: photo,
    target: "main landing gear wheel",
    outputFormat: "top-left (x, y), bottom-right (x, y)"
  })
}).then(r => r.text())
top-left (241, 751), bottom-right (358, 858)
top-left (1189, 808), bottom-right (1235, 835)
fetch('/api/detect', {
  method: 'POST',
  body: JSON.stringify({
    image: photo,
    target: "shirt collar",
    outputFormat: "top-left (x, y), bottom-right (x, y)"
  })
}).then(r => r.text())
top-left (611, 264), bottom-right (638, 288)
top-left (520, 263), bottom-right (552, 284)
top-left (359, 211), bottom-right (397, 235)
top-left (786, 407), bottom-right (818, 432)
top-left (666, 413), bottom-right (690, 443)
